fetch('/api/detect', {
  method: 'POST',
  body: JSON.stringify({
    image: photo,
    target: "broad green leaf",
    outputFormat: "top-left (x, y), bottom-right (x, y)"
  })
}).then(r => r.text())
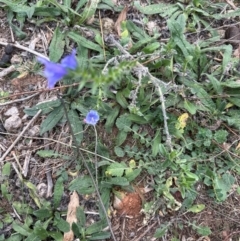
top-left (115, 131), bottom-right (128, 146)
top-left (68, 109), bottom-right (83, 146)
top-left (114, 146), bottom-right (125, 157)
top-left (187, 204), bottom-right (205, 213)
top-left (105, 162), bottom-right (127, 177)
top-left (213, 173), bottom-right (235, 201)
top-left (37, 150), bottom-right (60, 158)
top-left (116, 114), bottom-right (132, 132)
top-left (195, 225), bottom-right (211, 236)
top-left (125, 168), bottom-right (141, 182)
top-left (40, 105), bottom-right (64, 135)
top-left (143, 42), bottom-right (160, 54)
top-left (68, 32), bottom-right (103, 53)
top-left (49, 27), bottom-right (65, 62)
top-left (154, 225), bottom-right (169, 238)
top-left (33, 221), bottom-right (48, 239)
top-left (53, 177), bottom-right (64, 209)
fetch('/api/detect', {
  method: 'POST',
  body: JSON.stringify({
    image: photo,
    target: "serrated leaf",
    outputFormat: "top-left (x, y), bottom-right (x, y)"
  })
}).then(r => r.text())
top-left (68, 31), bottom-right (103, 52)
top-left (68, 109), bottom-right (83, 146)
top-left (49, 27), bottom-right (65, 62)
top-left (12, 222), bottom-right (31, 236)
top-left (116, 114), bottom-right (132, 131)
top-left (106, 162), bottom-right (127, 177)
top-left (40, 105), bottom-right (64, 135)
top-left (53, 177), bottom-right (64, 209)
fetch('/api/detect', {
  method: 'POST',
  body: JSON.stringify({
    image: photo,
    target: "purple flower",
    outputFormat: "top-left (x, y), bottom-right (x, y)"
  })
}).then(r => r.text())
top-left (61, 49), bottom-right (77, 70)
top-left (38, 49), bottom-right (77, 89)
top-left (84, 110), bottom-right (100, 125)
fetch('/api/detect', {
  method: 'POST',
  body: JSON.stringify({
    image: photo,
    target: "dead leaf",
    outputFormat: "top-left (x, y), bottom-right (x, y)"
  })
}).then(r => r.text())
top-left (63, 191), bottom-right (79, 241)
top-left (114, 6), bottom-right (128, 36)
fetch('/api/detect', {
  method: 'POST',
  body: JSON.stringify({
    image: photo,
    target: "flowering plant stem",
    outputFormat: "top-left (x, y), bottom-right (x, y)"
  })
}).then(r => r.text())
top-left (59, 95), bottom-right (117, 241)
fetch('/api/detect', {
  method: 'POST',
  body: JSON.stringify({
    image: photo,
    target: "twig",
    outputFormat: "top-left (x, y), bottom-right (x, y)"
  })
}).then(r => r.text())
top-left (0, 41), bottom-right (49, 60)
top-left (0, 110), bottom-right (42, 162)
top-left (22, 150), bottom-right (32, 177)
top-left (0, 65), bottom-right (16, 78)
top-left (59, 96), bottom-right (117, 241)
top-left (0, 92), bottom-right (40, 106)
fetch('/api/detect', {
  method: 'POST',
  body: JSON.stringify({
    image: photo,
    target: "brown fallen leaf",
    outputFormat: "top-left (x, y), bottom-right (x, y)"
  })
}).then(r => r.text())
top-left (63, 191), bottom-right (79, 241)
top-left (114, 6), bottom-right (128, 36)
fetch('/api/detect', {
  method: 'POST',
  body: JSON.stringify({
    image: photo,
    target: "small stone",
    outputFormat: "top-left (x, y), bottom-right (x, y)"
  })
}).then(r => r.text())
top-left (4, 115), bottom-right (22, 132)
top-left (10, 54), bottom-right (23, 65)
top-left (4, 44), bottom-right (14, 55)
top-left (4, 106), bottom-right (19, 116)
top-left (28, 125), bottom-right (40, 137)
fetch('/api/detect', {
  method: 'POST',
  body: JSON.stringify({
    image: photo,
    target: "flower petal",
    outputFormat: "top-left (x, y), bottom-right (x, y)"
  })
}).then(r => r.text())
top-left (38, 57), bottom-right (67, 89)
top-left (61, 49), bottom-right (77, 70)
top-left (85, 110), bottom-right (100, 125)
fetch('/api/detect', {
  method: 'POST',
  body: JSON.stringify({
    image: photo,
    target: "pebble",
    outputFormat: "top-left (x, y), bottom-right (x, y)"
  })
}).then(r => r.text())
top-left (4, 115), bottom-right (22, 132)
top-left (4, 106), bottom-right (19, 116)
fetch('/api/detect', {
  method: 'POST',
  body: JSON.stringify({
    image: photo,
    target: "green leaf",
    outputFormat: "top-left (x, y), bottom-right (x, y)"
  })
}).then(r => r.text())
top-left (116, 114), bottom-right (132, 132)
top-left (125, 168), bottom-right (141, 182)
top-left (114, 146), bottom-right (125, 157)
top-left (106, 162), bottom-right (127, 177)
top-left (78, 0), bottom-right (100, 24)
top-left (68, 32), bottom-right (103, 53)
top-left (68, 109), bottom-right (83, 146)
top-left (196, 225), bottom-right (211, 236)
top-left (33, 209), bottom-right (52, 219)
top-left (37, 150), bottom-right (61, 158)
top-left (76, 207), bottom-right (86, 226)
top-left (33, 221), bottom-right (48, 239)
top-left (213, 173), bottom-right (235, 201)
top-left (183, 100), bottom-right (197, 115)
top-left (2, 162), bottom-right (11, 176)
top-left (134, 1), bottom-right (176, 15)
top-left (105, 106), bottom-right (120, 132)
top-left (12, 222), bottom-right (31, 236)
top-left (142, 42), bottom-right (160, 54)
top-left (24, 99), bottom-right (61, 116)
top-left (53, 177), bottom-right (64, 209)
top-left (106, 177), bottom-right (129, 186)
top-left (187, 204), bottom-right (205, 213)
top-left (40, 105), bottom-right (64, 135)
top-left (49, 26), bottom-right (65, 62)
top-left (116, 92), bottom-right (128, 108)
top-left (69, 176), bottom-right (95, 194)
top-left (152, 129), bottom-right (161, 157)
top-left (115, 131), bottom-right (128, 146)
top-left (86, 219), bottom-right (107, 235)
top-left (154, 225), bottom-right (169, 238)
top-left (89, 231), bottom-right (111, 240)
